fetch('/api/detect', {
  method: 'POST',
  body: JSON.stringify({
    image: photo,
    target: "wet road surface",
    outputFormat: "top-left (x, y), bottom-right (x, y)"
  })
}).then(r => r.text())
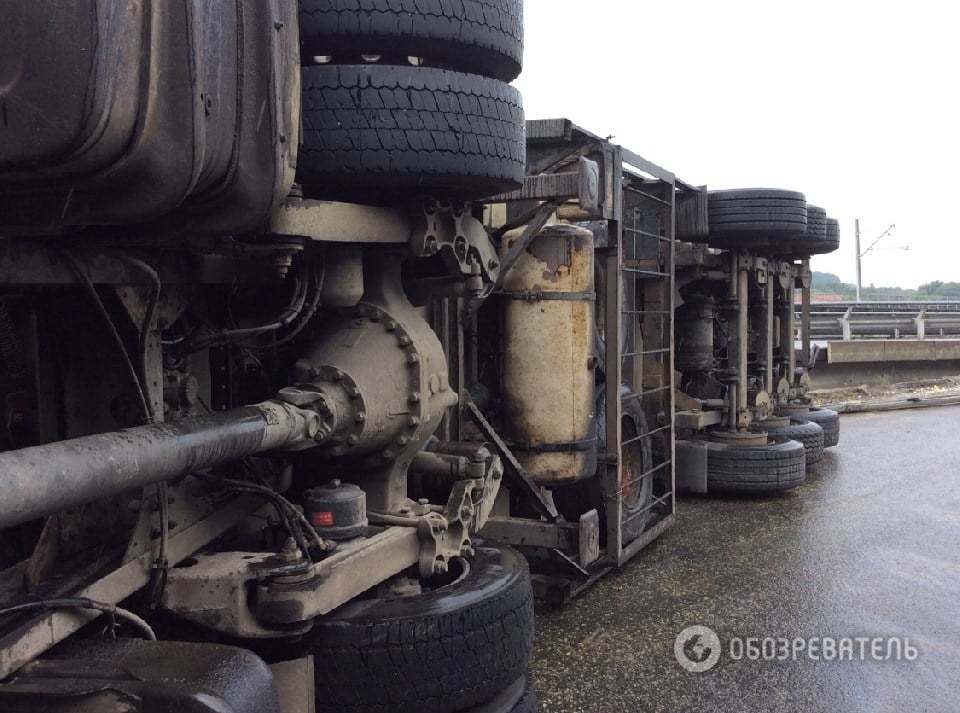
top-left (532, 406), bottom-right (960, 712)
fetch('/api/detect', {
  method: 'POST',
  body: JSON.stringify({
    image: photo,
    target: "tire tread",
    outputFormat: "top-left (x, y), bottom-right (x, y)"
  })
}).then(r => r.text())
top-left (299, 64), bottom-right (525, 200)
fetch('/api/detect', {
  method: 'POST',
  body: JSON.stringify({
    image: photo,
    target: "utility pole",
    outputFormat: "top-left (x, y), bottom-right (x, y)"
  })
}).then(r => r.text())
top-left (855, 220), bottom-right (897, 302)
top-left (855, 219), bottom-right (862, 302)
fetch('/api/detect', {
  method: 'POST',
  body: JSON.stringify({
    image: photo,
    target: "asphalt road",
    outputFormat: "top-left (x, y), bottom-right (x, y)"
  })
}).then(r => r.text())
top-left (531, 406), bottom-right (960, 713)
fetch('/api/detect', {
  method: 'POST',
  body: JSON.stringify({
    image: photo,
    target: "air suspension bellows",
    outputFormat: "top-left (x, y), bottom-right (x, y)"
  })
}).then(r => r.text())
top-left (500, 224), bottom-right (597, 484)
top-left (676, 296), bottom-right (717, 373)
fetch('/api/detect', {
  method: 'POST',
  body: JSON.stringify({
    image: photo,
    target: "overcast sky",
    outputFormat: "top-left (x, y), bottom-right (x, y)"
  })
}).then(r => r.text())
top-left (515, 0), bottom-right (959, 289)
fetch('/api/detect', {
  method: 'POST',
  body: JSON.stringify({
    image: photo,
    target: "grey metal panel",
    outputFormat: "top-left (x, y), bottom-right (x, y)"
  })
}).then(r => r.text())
top-left (676, 439), bottom-right (709, 494)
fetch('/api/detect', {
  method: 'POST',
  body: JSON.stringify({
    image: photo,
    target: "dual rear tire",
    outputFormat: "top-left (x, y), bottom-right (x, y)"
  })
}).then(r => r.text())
top-left (299, 64), bottom-right (525, 202)
top-left (752, 418), bottom-right (825, 466)
top-left (706, 189), bottom-right (841, 256)
top-left (705, 437), bottom-right (806, 493)
top-left (781, 406), bottom-right (841, 448)
top-left (299, 0), bottom-right (524, 82)
top-left (297, 1), bottom-right (526, 202)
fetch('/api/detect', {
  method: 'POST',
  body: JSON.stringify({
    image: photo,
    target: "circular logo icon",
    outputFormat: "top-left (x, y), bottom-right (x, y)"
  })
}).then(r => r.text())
top-left (674, 625), bottom-right (721, 673)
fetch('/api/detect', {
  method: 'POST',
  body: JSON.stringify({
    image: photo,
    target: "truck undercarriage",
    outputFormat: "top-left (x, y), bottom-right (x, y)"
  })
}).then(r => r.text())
top-left (0, 3), bottom-right (841, 711)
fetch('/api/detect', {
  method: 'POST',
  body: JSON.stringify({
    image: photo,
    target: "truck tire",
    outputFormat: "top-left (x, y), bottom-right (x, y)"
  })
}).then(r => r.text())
top-left (299, 0), bottom-right (524, 82)
top-left (778, 204), bottom-right (826, 256)
top-left (808, 217), bottom-right (841, 255)
top-left (553, 387), bottom-right (654, 544)
top-left (707, 189), bottom-right (808, 249)
top-left (463, 674), bottom-right (537, 713)
top-left (802, 407), bottom-right (840, 447)
top-left (617, 391), bottom-right (655, 542)
top-left (303, 544), bottom-right (534, 713)
top-left (706, 438), bottom-right (806, 493)
top-left (805, 205), bottom-right (828, 239)
top-left (752, 418), bottom-right (824, 465)
top-left (299, 64), bottom-right (525, 202)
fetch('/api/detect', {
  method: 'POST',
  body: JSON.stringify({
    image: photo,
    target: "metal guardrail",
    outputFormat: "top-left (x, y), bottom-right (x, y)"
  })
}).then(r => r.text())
top-left (800, 301), bottom-right (960, 341)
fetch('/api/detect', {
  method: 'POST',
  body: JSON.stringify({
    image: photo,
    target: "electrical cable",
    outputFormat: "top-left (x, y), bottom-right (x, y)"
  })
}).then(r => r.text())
top-left (0, 598), bottom-right (157, 641)
top-left (108, 253), bottom-right (170, 608)
top-left (247, 263), bottom-right (326, 351)
top-left (63, 251), bottom-right (151, 422)
top-left (185, 271), bottom-right (309, 353)
top-left (112, 253), bottom-right (161, 396)
top-left (65, 251), bottom-right (169, 607)
top-left (194, 472), bottom-right (333, 559)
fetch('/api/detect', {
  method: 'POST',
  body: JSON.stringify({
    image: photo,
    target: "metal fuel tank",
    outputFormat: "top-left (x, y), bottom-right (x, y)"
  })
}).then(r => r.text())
top-left (500, 224), bottom-right (597, 484)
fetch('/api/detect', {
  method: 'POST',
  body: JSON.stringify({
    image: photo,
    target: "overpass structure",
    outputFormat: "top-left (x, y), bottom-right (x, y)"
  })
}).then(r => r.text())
top-left (795, 301), bottom-right (960, 386)
top-left (804, 301), bottom-right (960, 342)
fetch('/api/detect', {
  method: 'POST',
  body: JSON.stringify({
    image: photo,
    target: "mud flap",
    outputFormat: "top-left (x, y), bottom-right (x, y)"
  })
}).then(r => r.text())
top-left (676, 439), bottom-right (709, 494)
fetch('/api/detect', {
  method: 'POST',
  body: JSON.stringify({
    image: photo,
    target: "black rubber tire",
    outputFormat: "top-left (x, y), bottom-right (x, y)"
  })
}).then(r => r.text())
top-left (807, 217), bottom-right (841, 255)
top-left (779, 204), bottom-right (826, 256)
top-left (707, 188), bottom-right (807, 249)
top-left (802, 407), bottom-right (840, 448)
top-left (752, 418), bottom-right (824, 465)
top-left (805, 205), bottom-right (828, 239)
top-left (303, 544), bottom-right (534, 713)
top-left (553, 387), bottom-right (654, 544)
top-left (463, 674), bottom-right (537, 713)
top-left (299, 64), bottom-right (525, 201)
top-left (299, 0), bottom-right (524, 82)
top-left (617, 390), bottom-right (655, 542)
top-left (706, 438), bottom-right (806, 493)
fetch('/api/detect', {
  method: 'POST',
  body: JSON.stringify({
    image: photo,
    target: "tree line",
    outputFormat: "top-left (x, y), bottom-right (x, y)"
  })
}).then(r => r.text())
top-left (812, 273), bottom-right (960, 301)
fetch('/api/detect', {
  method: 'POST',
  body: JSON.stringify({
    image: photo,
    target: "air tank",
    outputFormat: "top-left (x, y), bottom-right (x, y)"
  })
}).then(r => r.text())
top-left (501, 224), bottom-right (596, 484)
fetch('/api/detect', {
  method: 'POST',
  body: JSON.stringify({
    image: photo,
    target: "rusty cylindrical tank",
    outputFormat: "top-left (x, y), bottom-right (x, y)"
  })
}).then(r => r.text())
top-left (501, 224), bottom-right (596, 484)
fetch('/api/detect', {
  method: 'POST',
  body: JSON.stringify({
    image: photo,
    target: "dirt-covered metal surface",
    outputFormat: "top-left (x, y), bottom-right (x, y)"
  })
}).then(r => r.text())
top-left (532, 406), bottom-right (960, 712)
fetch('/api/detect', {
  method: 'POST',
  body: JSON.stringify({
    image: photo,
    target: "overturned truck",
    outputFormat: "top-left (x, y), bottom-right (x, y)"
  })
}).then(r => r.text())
top-left (674, 190), bottom-right (842, 493)
top-left (0, 2), bottom-right (843, 711)
top-left (0, 2), bottom-right (538, 712)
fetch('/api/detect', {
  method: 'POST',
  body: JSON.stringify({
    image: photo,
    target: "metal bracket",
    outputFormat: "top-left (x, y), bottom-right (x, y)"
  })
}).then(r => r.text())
top-left (497, 288), bottom-right (596, 302)
top-left (459, 200), bottom-right (560, 323)
top-left (409, 202), bottom-right (500, 286)
top-left (464, 401), bottom-right (559, 522)
top-left (510, 436), bottom-right (597, 454)
top-left (417, 448), bottom-right (504, 577)
top-left (491, 157), bottom-right (601, 215)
